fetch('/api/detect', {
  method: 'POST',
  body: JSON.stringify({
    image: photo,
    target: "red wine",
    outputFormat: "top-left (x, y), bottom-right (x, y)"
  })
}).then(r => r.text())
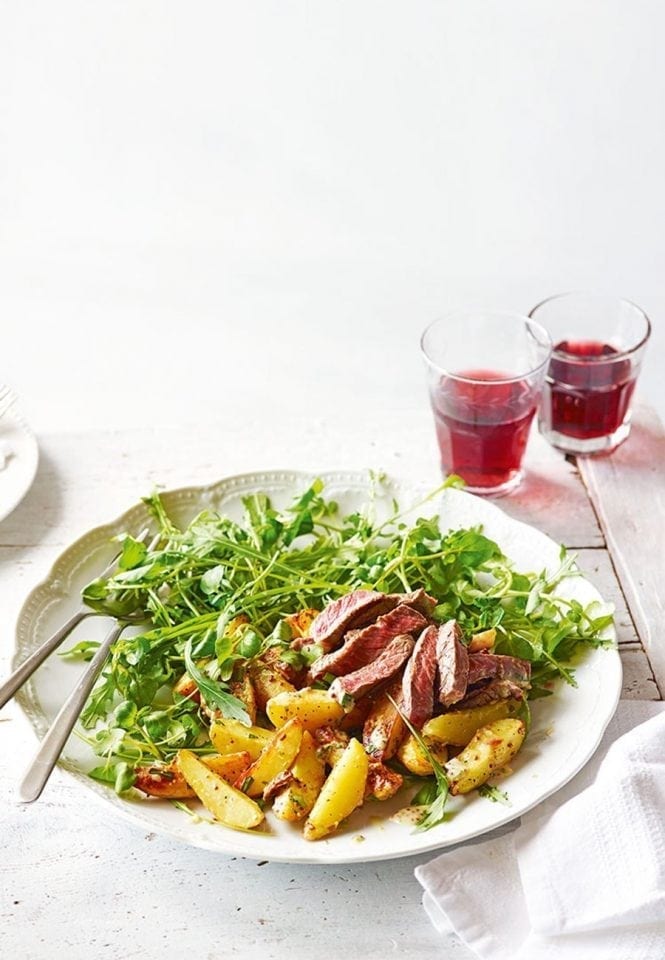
top-left (431, 370), bottom-right (538, 490)
top-left (545, 340), bottom-right (635, 439)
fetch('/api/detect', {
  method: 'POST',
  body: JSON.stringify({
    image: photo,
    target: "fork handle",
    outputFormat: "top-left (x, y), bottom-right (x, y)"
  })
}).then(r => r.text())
top-left (0, 609), bottom-right (92, 711)
top-left (19, 622), bottom-right (124, 803)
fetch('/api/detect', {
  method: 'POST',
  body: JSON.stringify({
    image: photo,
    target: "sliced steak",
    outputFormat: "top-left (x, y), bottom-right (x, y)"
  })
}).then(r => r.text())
top-left (467, 652), bottom-right (532, 687)
top-left (456, 678), bottom-right (527, 708)
top-left (437, 620), bottom-right (469, 708)
top-left (401, 624), bottom-right (439, 727)
top-left (308, 604), bottom-right (428, 680)
top-left (309, 590), bottom-right (401, 652)
top-left (400, 588), bottom-right (437, 618)
top-left (329, 633), bottom-right (415, 705)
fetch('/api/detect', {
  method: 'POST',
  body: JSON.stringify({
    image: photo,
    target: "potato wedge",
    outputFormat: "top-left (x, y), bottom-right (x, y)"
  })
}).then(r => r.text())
top-left (362, 682), bottom-right (405, 760)
top-left (266, 688), bottom-right (345, 732)
top-left (177, 749), bottom-right (264, 829)
top-left (209, 717), bottom-right (273, 760)
top-left (423, 700), bottom-right (521, 747)
top-left (250, 664), bottom-right (296, 711)
top-left (396, 734), bottom-right (448, 777)
top-left (202, 752), bottom-right (252, 784)
top-left (313, 727), bottom-right (349, 767)
top-left (241, 717), bottom-right (304, 798)
top-left (173, 672), bottom-right (199, 700)
top-left (134, 762), bottom-right (195, 799)
top-left (272, 731), bottom-right (325, 821)
top-left (366, 759), bottom-right (403, 800)
top-left (304, 738), bottom-right (369, 841)
top-left (338, 697), bottom-right (372, 732)
top-left (229, 673), bottom-right (258, 726)
top-left (444, 718), bottom-right (526, 795)
top-left (135, 751), bottom-right (251, 799)
top-left (285, 608), bottom-right (319, 639)
top-left (468, 628), bottom-right (496, 653)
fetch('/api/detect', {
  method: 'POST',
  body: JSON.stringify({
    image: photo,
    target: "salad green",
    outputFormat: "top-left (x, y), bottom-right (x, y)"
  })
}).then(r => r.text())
top-left (66, 476), bottom-right (614, 801)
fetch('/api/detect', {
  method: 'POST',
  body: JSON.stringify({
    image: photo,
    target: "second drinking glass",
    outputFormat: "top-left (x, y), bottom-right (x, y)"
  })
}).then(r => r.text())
top-left (421, 313), bottom-right (552, 496)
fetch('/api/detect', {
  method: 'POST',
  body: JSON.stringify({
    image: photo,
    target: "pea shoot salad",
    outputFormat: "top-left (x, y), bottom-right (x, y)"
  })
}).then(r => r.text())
top-left (63, 477), bottom-right (614, 826)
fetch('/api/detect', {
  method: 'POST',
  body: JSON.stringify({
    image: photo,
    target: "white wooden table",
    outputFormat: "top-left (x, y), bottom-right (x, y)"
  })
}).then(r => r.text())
top-left (1, 406), bottom-right (662, 960)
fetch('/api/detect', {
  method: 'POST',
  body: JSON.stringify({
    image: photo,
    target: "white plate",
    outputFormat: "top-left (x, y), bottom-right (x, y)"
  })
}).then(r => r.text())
top-left (14, 470), bottom-right (621, 864)
top-left (0, 409), bottom-right (39, 523)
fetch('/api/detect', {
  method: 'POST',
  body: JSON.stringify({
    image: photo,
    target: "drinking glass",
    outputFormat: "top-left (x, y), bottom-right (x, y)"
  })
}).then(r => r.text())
top-left (421, 312), bottom-right (552, 496)
top-left (530, 293), bottom-right (651, 455)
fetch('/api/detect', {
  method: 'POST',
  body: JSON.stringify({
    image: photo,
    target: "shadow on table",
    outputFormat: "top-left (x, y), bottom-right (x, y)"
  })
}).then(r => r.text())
top-left (0, 448), bottom-right (64, 569)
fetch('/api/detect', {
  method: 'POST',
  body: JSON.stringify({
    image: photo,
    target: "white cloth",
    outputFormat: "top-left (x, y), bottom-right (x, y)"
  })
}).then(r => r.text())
top-left (416, 700), bottom-right (665, 960)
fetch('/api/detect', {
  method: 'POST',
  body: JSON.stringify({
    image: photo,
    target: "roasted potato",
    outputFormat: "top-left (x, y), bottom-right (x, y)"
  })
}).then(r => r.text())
top-left (366, 759), bottom-right (403, 800)
top-left (135, 752), bottom-right (251, 799)
top-left (423, 700), bottom-right (521, 747)
top-left (338, 697), bottom-right (373, 732)
top-left (313, 726), bottom-right (349, 767)
top-left (250, 663), bottom-right (296, 711)
top-left (444, 718), bottom-right (526, 795)
top-left (304, 737), bottom-right (369, 841)
top-left (229, 673), bottom-right (258, 725)
top-left (272, 731), bottom-right (325, 821)
top-left (173, 672), bottom-right (199, 700)
top-left (468, 628), bottom-right (497, 653)
top-left (396, 734), bottom-right (448, 777)
top-left (362, 683), bottom-right (405, 760)
top-left (240, 717), bottom-right (304, 798)
top-left (177, 749), bottom-right (264, 830)
top-left (266, 688), bottom-right (345, 732)
top-left (209, 717), bottom-right (273, 759)
top-left (285, 608), bottom-right (319, 639)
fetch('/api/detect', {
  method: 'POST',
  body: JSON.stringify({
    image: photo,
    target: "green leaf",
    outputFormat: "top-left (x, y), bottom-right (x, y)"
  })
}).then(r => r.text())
top-left (201, 565), bottom-right (225, 596)
top-left (118, 535), bottom-right (148, 571)
top-left (58, 640), bottom-right (100, 662)
top-left (478, 784), bottom-right (510, 805)
top-left (88, 760), bottom-right (136, 794)
top-left (114, 700), bottom-right (138, 730)
top-left (183, 640), bottom-right (251, 725)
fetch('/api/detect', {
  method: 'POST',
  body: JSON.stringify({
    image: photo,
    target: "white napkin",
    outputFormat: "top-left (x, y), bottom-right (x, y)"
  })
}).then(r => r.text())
top-left (416, 700), bottom-right (665, 960)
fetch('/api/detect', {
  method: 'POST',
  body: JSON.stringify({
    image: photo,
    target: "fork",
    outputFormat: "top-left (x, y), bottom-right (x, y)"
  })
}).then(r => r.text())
top-left (0, 527), bottom-right (150, 712)
top-left (19, 619), bottom-right (127, 802)
top-left (17, 531), bottom-right (161, 802)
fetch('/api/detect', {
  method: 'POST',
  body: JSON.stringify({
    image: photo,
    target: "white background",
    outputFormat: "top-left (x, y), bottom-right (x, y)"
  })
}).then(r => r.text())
top-left (1, 1), bottom-right (663, 435)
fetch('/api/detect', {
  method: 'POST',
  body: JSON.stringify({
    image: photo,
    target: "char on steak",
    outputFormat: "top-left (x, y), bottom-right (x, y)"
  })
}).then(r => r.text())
top-left (457, 678), bottom-right (527, 708)
top-left (399, 588), bottom-right (437, 618)
top-left (467, 652), bottom-right (531, 687)
top-left (329, 633), bottom-right (415, 705)
top-left (437, 620), bottom-right (469, 708)
top-left (308, 604), bottom-right (428, 680)
top-left (401, 624), bottom-right (440, 727)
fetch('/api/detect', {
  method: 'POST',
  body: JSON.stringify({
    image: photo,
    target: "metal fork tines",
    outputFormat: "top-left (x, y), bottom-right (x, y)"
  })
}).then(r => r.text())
top-left (0, 527), bottom-right (150, 711)
top-left (17, 530), bottom-right (160, 802)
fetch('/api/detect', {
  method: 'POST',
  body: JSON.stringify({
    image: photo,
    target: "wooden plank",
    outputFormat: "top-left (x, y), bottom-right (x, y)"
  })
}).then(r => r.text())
top-left (619, 644), bottom-right (661, 700)
top-left (578, 405), bottom-right (665, 691)
top-left (574, 549), bottom-right (639, 646)
top-left (500, 429), bottom-right (605, 549)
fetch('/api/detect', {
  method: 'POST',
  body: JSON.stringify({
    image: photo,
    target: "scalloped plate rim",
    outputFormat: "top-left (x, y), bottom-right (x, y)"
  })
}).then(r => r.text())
top-left (13, 469), bottom-right (622, 864)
